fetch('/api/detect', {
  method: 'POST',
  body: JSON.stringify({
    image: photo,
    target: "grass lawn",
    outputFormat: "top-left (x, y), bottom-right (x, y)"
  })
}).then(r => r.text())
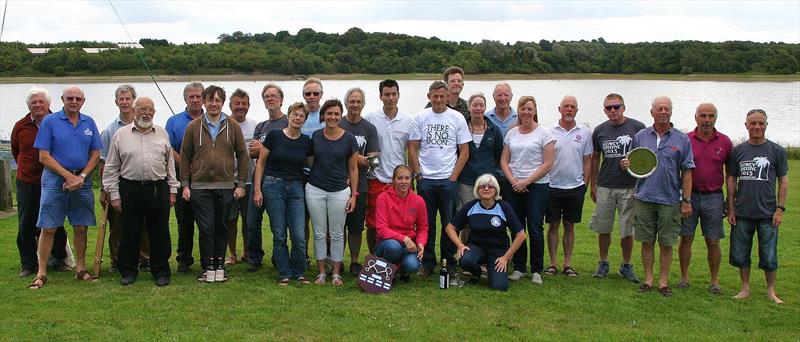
top-left (2, 161), bottom-right (798, 340)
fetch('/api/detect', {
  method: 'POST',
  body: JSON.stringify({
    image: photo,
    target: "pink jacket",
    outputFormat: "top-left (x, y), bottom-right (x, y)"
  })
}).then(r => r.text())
top-left (375, 188), bottom-right (428, 247)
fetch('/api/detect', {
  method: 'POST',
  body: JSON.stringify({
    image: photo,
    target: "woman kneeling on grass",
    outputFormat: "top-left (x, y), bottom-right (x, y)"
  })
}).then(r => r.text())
top-left (445, 174), bottom-right (526, 291)
top-left (374, 165), bottom-right (428, 283)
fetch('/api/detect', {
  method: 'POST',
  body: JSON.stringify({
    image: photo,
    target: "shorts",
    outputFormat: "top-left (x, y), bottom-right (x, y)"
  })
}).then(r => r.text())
top-left (680, 192), bottom-right (725, 240)
top-left (588, 186), bottom-right (635, 237)
top-left (633, 199), bottom-right (680, 246)
top-left (365, 179), bottom-right (392, 229)
top-left (345, 193), bottom-right (367, 234)
top-left (226, 185), bottom-right (251, 221)
top-left (546, 184), bottom-right (586, 224)
top-left (729, 217), bottom-right (778, 271)
top-left (37, 169), bottom-right (96, 228)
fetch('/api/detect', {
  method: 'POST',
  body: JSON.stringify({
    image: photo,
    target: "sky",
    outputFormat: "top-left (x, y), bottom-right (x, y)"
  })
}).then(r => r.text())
top-left (1, 1), bottom-right (798, 45)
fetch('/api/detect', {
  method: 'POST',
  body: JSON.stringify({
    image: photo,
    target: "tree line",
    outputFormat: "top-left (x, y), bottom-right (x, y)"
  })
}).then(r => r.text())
top-left (1, 27), bottom-right (798, 76)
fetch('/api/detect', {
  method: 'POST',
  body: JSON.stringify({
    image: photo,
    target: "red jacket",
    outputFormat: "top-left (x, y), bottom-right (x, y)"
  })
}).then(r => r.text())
top-left (375, 187), bottom-right (428, 247)
top-left (11, 113), bottom-right (45, 184)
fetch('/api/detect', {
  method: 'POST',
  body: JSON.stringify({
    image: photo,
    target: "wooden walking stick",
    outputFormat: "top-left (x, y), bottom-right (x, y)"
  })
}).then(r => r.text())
top-left (92, 203), bottom-right (110, 278)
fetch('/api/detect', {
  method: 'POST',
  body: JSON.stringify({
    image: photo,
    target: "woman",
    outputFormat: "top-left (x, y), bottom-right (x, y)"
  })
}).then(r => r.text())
top-left (445, 174), bottom-right (526, 291)
top-left (306, 99), bottom-right (359, 286)
top-left (252, 102), bottom-right (312, 285)
top-left (374, 165), bottom-right (428, 282)
top-left (500, 96), bottom-right (555, 285)
top-left (456, 93), bottom-right (504, 209)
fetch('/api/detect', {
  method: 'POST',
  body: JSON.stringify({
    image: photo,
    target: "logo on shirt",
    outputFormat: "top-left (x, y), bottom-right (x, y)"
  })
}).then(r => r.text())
top-left (574, 135), bottom-right (582, 143)
top-left (739, 156), bottom-right (771, 181)
top-left (601, 135), bottom-right (633, 158)
top-left (424, 124), bottom-right (450, 148)
top-left (84, 128), bottom-right (93, 136)
top-left (490, 216), bottom-right (501, 227)
top-left (354, 135), bottom-right (367, 152)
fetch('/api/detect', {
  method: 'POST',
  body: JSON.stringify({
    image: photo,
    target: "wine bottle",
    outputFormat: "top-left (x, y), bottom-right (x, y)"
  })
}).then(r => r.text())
top-left (439, 259), bottom-right (449, 289)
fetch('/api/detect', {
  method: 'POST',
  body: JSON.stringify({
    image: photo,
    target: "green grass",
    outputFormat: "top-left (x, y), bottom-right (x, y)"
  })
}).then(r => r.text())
top-left (2, 162), bottom-right (799, 340)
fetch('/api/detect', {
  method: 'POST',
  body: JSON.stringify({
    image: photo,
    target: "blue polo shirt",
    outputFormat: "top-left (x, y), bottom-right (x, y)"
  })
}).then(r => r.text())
top-left (486, 107), bottom-right (518, 137)
top-left (34, 109), bottom-right (102, 171)
top-left (632, 126), bottom-right (695, 205)
top-left (203, 112), bottom-right (228, 141)
top-left (165, 109), bottom-right (201, 151)
top-left (301, 110), bottom-right (323, 137)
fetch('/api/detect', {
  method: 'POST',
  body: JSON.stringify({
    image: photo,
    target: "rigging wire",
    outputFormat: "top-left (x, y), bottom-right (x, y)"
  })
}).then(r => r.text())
top-left (0, 0), bottom-right (8, 42)
top-left (107, 0), bottom-right (176, 115)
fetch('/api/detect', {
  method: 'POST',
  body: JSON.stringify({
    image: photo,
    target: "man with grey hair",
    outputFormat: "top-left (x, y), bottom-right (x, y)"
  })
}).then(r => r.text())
top-left (224, 88), bottom-right (257, 266)
top-left (486, 82), bottom-right (517, 136)
top-left (678, 103), bottom-right (731, 294)
top-left (301, 78), bottom-right (324, 136)
top-left (165, 81), bottom-right (204, 273)
top-left (99, 84), bottom-right (150, 273)
top-left (12, 87), bottom-right (70, 277)
top-left (621, 96), bottom-right (694, 297)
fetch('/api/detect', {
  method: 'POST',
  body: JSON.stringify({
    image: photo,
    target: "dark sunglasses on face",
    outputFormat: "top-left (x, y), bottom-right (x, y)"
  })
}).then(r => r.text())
top-left (304, 92), bottom-right (320, 97)
top-left (479, 184), bottom-right (495, 190)
top-left (604, 104), bottom-right (622, 111)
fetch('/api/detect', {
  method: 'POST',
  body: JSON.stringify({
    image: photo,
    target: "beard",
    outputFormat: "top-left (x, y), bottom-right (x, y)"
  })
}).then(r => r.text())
top-left (136, 116), bottom-right (153, 129)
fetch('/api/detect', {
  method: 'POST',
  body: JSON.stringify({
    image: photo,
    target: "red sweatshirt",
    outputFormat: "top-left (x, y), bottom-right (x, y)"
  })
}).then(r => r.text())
top-left (375, 188), bottom-right (428, 247)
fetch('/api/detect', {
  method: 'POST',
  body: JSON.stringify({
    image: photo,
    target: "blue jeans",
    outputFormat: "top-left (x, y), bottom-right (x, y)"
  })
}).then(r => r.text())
top-left (376, 239), bottom-right (421, 273)
top-left (245, 183), bottom-right (266, 265)
top-left (730, 217), bottom-right (778, 271)
top-left (460, 243), bottom-right (509, 291)
top-left (417, 178), bottom-right (457, 271)
top-left (263, 176), bottom-right (307, 279)
top-left (504, 182), bottom-right (549, 274)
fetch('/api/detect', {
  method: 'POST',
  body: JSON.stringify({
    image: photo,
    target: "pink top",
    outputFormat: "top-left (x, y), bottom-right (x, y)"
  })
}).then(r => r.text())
top-left (688, 129), bottom-right (732, 193)
top-left (375, 187), bottom-right (428, 247)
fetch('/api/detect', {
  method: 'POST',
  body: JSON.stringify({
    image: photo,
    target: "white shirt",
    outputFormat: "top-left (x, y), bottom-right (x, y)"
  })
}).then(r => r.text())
top-left (234, 118), bottom-right (258, 184)
top-left (504, 126), bottom-right (555, 184)
top-left (549, 122), bottom-right (593, 189)
top-left (364, 108), bottom-right (412, 183)
top-left (409, 107), bottom-right (472, 180)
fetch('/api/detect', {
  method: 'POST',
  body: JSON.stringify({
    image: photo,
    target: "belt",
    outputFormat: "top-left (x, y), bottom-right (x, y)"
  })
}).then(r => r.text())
top-left (693, 190), bottom-right (722, 195)
top-left (120, 177), bottom-right (166, 186)
top-left (68, 170), bottom-right (83, 175)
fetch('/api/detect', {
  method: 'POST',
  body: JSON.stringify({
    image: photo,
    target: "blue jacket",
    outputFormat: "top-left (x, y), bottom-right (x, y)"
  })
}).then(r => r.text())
top-left (458, 116), bottom-right (504, 185)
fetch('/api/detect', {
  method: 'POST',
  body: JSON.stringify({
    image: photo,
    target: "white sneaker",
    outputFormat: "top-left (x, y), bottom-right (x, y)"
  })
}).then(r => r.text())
top-left (531, 272), bottom-right (543, 284)
top-left (508, 270), bottom-right (524, 281)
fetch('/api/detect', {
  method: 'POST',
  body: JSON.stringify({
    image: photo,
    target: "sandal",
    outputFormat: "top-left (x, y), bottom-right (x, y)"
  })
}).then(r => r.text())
top-left (225, 256), bottom-right (238, 266)
top-left (278, 278), bottom-right (291, 286)
top-left (543, 266), bottom-right (558, 276)
top-left (314, 273), bottom-right (326, 285)
top-left (638, 283), bottom-right (653, 293)
top-left (331, 274), bottom-right (343, 286)
top-left (562, 266), bottom-right (579, 277)
top-left (29, 275), bottom-right (47, 289)
top-left (75, 270), bottom-right (95, 281)
top-left (659, 286), bottom-right (674, 297)
top-left (296, 276), bottom-right (311, 285)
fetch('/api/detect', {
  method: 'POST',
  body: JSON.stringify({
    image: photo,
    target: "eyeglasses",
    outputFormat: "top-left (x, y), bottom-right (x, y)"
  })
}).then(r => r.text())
top-left (304, 92), bottom-right (321, 97)
top-left (604, 104), bottom-right (622, 111)
top-left (64, 96), bottom-right (84, 102)
top-left (262, 94), bottom-right (281, 99)
top-left (479, 184), bottom-right (496, 190)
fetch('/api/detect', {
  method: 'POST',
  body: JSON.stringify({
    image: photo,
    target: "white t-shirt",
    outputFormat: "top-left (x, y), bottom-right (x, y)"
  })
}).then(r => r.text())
top-left (472, 133), bottom-right (484, 149)
top-left (504, 126), bottom-right (556, 184)
top-left (549, 123), bottom-right (593, 189)
top-left (409, 107), bottom-right (472, 180)
top-left (363, 108), bottom-right (413, 183)
top-left (235, 118), bottom-right (258, 184)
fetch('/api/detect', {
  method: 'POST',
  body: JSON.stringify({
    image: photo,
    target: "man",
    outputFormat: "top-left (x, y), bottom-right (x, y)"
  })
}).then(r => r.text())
top-left (165, 81), bottom-right (204, 273)
top-left (102, 97), bottom-right (179, 286)
top-left (545, 96), bottom-right (592, 277)
top-left (727, 109), bottom-right (787, 304)
top-left (486, 82), bottom-right (518, 136)
top-left (588, 93), bottom-right (644, 283)
top-left (622, 96), bottom-right (694, 297)
top-left (364, 80), bottom-right (412, 255)
top-left (180, 85), bottom-right (248, 282)
top-left (245, 83), bottom-right (288, 272)
top-left (224, 89), bottom-right (258, 266)
top-left (301, 78), bottom-right (324, 136)
top-left (12, 87), bottom-right (70, 277)
top-left (340, 87), bottom-right (379, 276)
top-left (409, 80), bottom-right (471, 280)
top-left (29, 86), bottom-right (102, 289)
top-left (100, 85), bottom-right (150, 273)
top-left (678, 103), bottom-right (732, 294)
top-left (426, 66), bottom-right (469, 119)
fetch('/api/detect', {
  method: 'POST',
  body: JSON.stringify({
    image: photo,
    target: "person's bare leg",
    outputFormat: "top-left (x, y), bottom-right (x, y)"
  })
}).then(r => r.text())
top-left (73, 225), bottom-right (88, 273)
top-left (599, 233), bottom-right (611, 262)
top-left (658, 244), bottom-right (673, 289)
top-left (733, 266), bottom-right (751, 299)
top-left (547, 220), bottom-right (560, 268)
top-left (333, 261), bottom-right (342, 276)
top-left (765, 271), bottom-right (783, 304)
top-left (678, 235), bottom-right (693, 284)
top-left (705, 237), bottom-right (721, 286)
top-left (641, 242), bottom-right (654, 286)
top-left (35, 229), bottom-right (56, 278)
top-left (226, 219), bottom-right (238, 258)
top-left (316, 260), bottom-right (326, 275)
top-left (621, 236), bottom-right (634, 264)
top-left (563, 221), bottom-right (575, 268)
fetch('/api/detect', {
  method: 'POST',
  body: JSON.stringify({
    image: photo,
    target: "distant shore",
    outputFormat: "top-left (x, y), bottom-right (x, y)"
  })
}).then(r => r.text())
top-left (1, 73), bottom-right (798, 84)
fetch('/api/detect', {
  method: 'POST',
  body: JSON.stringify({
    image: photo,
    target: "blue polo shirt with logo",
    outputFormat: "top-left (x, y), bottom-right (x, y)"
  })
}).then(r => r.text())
top-left (632, 126), bottom-right (695, 205)
top-left (34, 109), bottom-right (102, 171)
top-left (450, 199), bottom-right (523, 250)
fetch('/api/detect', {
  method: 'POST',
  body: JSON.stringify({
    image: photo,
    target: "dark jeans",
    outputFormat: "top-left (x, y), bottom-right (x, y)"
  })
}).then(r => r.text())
top-left (504, 182), bottom-right (549, 274)
top-left (16, 179), bottom-right (67, 270)
top-left (175, 168), bottom-right (196, 266)
top-left (417, 178), bottom-right (457, 271)
top-left (118, 178), bottom-right (171, 279)
top-left (191, 189), bottom-right (233, 269)
top-left (246, 183), bottom-right (266, 265)
top-left (460, 243), bottom-right (509, 291)
top-left (263, 176), bottom-right (307, 279)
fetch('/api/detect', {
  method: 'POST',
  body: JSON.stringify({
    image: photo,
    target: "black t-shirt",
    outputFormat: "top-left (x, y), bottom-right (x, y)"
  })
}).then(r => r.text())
top-left (263, 129), bottom-right (312, 181)
top-left (339, 117), bottom-right (379, 193)
top-left (728, 140), bottom-right (788, 219)
top-left (308, 129), bottom-right (358, 192)
top-left (253, 116), bottom-right (289, 143)
top-left (451, 199), bottom-right (523, 250)
top-left (592, 118), bottom-right (645, 188)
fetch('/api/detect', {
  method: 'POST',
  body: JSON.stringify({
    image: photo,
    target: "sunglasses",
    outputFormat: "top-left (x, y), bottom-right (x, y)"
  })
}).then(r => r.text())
top-left (304, 92), bottom-right (321, 97)
top-left (479, 184), bottom-right (496, 190)
top-left (604, 104), bottom-right (622, 111)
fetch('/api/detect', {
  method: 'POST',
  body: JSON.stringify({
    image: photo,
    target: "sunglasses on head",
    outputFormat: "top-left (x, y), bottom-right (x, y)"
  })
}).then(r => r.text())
top-left (604, 104), bottom-right (622, 111)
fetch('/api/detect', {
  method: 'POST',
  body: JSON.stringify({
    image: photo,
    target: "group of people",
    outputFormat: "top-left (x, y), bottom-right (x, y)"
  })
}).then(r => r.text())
top-left (12, 66), bottom-right (787, 303)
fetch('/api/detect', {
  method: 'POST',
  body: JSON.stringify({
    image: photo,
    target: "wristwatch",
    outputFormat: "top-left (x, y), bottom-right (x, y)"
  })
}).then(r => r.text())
top-left (681, 196), bottom-right (691, 204)
top-left (79, 173), bottom-right (87, 178)
top-left (776, 205), bottom-right (786, 212)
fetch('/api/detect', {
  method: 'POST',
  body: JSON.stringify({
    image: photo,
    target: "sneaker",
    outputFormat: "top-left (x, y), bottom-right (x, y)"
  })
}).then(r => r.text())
top-left (120, 276), bottom-right (136, 286)
top-left (417, 266), bottom-right (431, 277)
top-left (508, 270), bottom-right (524, 281)
top-left (449, 273), bottom-right (465, 288)
top-left (593, 261), bottom-right (610, 278)
top-left (197, 271), bottom-right (210, 282)
top-left (531, 272), bottom-right (543, 284)
top-left (18, 269), bottom-right (34, 277)
top-left (177, 262), bottom-right (191, 274)
top-left (350, 262), bottom-right (362, 277)
top-left (618, 263), bottom-right (641, 283)
top-left (155, 277), bottom-right (170, 287)
top-left (246, 263), bottom-right (262, 273)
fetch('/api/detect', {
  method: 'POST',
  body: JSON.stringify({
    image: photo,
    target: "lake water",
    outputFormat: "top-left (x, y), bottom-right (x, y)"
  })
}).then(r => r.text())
top-left (1, 79), bottom-right (798, 145)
